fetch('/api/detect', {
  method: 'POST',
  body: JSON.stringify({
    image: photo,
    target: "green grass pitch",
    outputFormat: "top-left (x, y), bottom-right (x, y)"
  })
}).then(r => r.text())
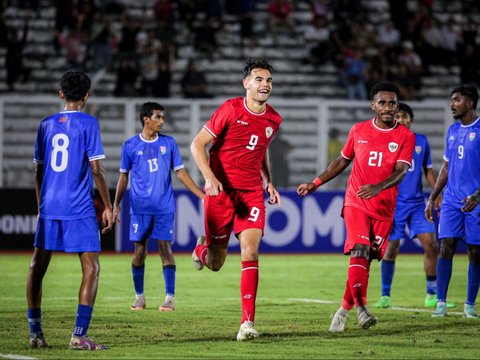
top-left (0, 253), bottom-right (479, 359)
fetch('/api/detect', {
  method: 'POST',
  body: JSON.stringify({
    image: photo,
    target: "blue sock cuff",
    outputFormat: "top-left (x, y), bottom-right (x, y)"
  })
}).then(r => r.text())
top-left (28, 308), bottom-right (41, 319)
top-left (163, 265), bottom-right (176, 270)
top-left (132, 263), bottom-right (145, 271)
top-left (77, 304), bottom-right (93, 317)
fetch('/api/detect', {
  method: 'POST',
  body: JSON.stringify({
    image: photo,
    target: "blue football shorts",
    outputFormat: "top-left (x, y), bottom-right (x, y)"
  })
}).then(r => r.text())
top-left (390, 200), bottom-right (436, 241)
top-left (34, 217), bottom-right (101, 252)
top-left (129, 213), bottom-right (174, 242)
top-left (438, 202), bottom-right (480, 245)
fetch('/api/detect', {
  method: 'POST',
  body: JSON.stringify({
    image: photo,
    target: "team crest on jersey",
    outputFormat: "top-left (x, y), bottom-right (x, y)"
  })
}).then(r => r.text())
top-left (160, 146), bottom-right (166, 155)
top-left (59, 116), bottom-right (68, 123)
top-left (415, 146), bottom-right (422, 154)
top-left (388, 142), bottom-right (399, 153)
top-left (469, 132), bottom-right (476, 141)
top-left (265, 126), bottom-right (273, 138)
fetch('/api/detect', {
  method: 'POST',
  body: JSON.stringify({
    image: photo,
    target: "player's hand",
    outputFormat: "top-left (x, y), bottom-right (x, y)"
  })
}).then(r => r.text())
top-left (297, 182), bottom-right (316, 197)
top-left (113, 204), bottom-right (121, 224)
top-left (424, 199), bottom-right (434, 222)
top-left (101, 207), bottom-right (114, 234)
top-left (461, 192), bottom-right (480, 212)
top-left (265, 182), bottom-right (282, 206)
top-left (356, 184), bottom-right (381, 199)
top-left (204, 176), bottom-right (223, 196)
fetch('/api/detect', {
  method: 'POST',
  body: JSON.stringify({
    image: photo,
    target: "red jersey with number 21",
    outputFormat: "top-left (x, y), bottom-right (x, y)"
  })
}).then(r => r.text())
top-left (341, 118), bottom-right (415, 221)
top-left (204, 97), bottom-right (282, 190)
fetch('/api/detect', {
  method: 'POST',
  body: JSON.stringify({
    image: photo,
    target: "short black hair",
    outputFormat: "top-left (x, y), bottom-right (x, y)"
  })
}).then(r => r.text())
top-left (369, 81), bottom-right (400, 100)
top-left (59, 71), bottom-right (91, 101)
top-left (451, 84), bottom-right (478, 110)
top-left (139, 102), bottom-right (164, 126)
top-left (242, 58), bottom-right (273, 79)
top-left (398, 102), bottom-right (414, 121)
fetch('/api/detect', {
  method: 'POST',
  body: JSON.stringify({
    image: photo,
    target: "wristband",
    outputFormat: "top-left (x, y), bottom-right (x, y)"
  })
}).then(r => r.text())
top-left (313, 177), bottom-right (322, 189)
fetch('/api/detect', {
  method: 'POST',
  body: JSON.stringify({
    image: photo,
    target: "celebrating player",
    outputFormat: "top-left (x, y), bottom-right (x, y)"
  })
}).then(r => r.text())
top-left (190, 57), bottom-right (282, 341)
top-left (113, 102), bottom-right (204, 312)
top-left (27, 71), bottom-right (113, 350)
top-left (297, 81), bottom-right (415, 332)
top-left (425, 84), bottom-right (480, 318)
top-left (374, 103), bottom-right (443, 309)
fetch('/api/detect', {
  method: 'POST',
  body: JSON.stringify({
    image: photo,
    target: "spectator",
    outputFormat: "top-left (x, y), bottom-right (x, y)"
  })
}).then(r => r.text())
top-left (6, 16), bottom-right (30, 91)
top-left (181, 61), bottom-right (211, 98)
top-left (398, 40), bottom-right (422, 89)
top-left (303, 16), bottom-right (331, 66)
top-left (376, 19), bottom-right (401, 62)
top-left (440, 18), bottom-right (460, 66)
top-left (194, 17), bottom-right (219, 60)
top-left (420, 17), bottom-right (443, 67)
top-left (459, 44), bottom-right (480, 85)
top-left (56, 19), bottom-right (87, 70)
top-left (341, 47), bottom-right (368, 100)
top-left (89, 14), bottom-right (114, 74)
top-left (114, 55), bottom-right (139, 97)
top-left (118, 9), bottom-right (141, 57)
top-left (268, 0), bottom-right (295, 40)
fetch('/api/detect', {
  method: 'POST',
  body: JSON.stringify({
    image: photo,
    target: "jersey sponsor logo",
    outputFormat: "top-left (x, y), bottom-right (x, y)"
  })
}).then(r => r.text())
top-left (357, 140), bottom-right (368, 144)
top-left (448, 135), bottom-right (454, 141)
top-left (265, 126), bottom-right (273, 138)
top-left (388, 142), bottom-right (399, 153)
top-left (58, 116), bottom-right (68, 123)
top-left (415, 146), bottom-right (422, 154)
top-left (214, 234), bottom-right (227, 239)
top-left (469, 132), bottom-right (476, 141)
top-left (237, 120), bottom-right (249, 125)
top-left (160, 146), bottom-right (166, 155)
top-left (137, 150), bottom-right (143, 156)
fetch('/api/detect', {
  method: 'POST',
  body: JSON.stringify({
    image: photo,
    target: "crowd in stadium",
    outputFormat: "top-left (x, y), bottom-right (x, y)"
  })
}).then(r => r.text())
top-left (1, 0), bottom-right (479, 99)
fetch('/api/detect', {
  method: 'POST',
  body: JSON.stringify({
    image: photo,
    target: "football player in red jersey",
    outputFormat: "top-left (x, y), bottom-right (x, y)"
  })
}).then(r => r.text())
top-left (297, 81), bottom-right (415, 332)
top-left (190, 58), bottom-right (282, 341)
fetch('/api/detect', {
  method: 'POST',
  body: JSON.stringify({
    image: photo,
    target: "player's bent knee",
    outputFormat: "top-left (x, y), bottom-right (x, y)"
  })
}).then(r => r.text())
top-left (351, 244), bottom-right (370, 259)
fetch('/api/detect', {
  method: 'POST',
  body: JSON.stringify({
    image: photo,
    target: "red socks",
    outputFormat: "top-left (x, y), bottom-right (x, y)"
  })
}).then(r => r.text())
top-left (194, 244), bottom-right (208, 265)
top-left (240, 261), bottom-right (259, 324)
top-left (341, 279), bottom-right (355, 311)
top-left (347, 257), bottom-right (369, 307)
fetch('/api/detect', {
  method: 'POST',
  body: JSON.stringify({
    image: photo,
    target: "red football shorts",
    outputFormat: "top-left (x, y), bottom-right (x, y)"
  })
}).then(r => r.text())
top-left (204, 188), bottom-right (265, 245)
top-left (342, 206), bottom-right (393, 260)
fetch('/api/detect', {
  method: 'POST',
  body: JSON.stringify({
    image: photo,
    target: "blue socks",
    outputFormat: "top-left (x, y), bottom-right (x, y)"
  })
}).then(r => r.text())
top-left (132, 263), bottom-right (145, 296)
top-left (381, 260), bottom-right (395, 297)
top-left (466, 262), bottom-right (480, 305)
top-left (426, 275), bottom-right (437, 295)
top-left (163, 265), bottom-right (176, 296)
top-left (73, 304), bottom-right (93, 337)
top-left (27, 308), bottom-right (42, 335)
top-left (436, 257), bottom-right (453, 303)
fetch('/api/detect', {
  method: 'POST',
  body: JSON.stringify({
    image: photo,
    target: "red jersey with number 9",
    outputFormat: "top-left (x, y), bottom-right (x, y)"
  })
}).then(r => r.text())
top-left (203, 97), bottom-right (282, 190)
top-left (341, 118), bottom-right (415, 221)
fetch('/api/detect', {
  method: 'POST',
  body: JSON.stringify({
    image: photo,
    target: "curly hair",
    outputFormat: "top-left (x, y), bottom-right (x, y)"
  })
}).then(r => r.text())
top-left (242, 58), bottom-right (273, 79)
top-left (59, 71), bottom-right (91, 101)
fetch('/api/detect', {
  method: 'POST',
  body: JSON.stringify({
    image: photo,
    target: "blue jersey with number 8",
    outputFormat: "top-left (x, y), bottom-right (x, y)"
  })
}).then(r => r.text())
top-left (34, 110), bottom-right (105, 219)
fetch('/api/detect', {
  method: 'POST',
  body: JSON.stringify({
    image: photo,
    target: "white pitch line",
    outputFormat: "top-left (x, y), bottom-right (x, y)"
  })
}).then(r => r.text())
top-left (0, 354), bottom-right (38, 360)
top-left (289, 298), bottom-right (464, 316)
